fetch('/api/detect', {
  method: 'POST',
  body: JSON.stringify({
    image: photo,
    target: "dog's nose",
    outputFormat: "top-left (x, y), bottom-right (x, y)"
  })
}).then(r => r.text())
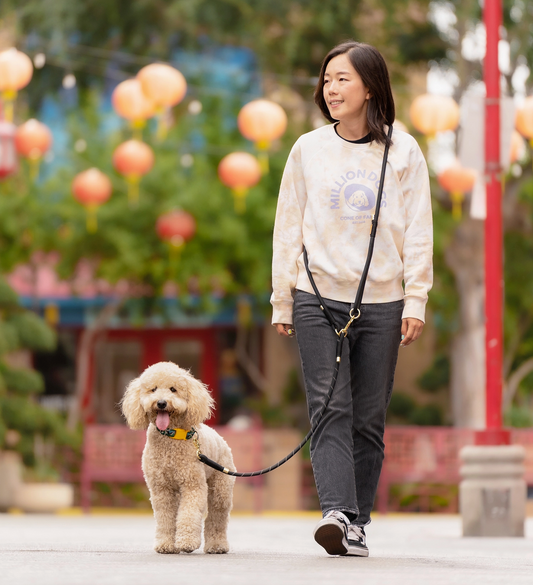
top-left (157, 400), bottom-right (167, 410)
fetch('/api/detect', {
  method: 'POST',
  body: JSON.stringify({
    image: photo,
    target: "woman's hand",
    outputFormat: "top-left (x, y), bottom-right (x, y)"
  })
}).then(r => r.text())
top-left (274, 323), bottom-right (295, 337)
top-left (400, 318), bottom-right (424, 347)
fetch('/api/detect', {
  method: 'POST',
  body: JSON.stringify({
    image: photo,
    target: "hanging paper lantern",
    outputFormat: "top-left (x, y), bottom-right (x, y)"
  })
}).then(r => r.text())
top-left (156, 210), bottom-right (196, 279)
top-left (137, 64), bottom-right (187, 108)
top-left (515, 96), bottom-right (533, 144)
top-left (72, 168), bottom-right (112, 232)
top-left (137, 64), bottom-right (187, 140)
top-left (14, 119), bottom-right (52, 180)
top-left (438, 163), bottom-right (477, 220)
top-left (409, 94), bottom-right (460, 136)
top-left (0, 48), bottom-right (33, 122)
top-left (111, 79), bottom-right (155, 135)
top-left (0, 121), bottom-right (17, 179)
top-left (238, 99), bottom-right (287, 173)
top-left (112, 140), bottom-right (154, 204)
top-left (509, 130), bottom-right (526, 164)
top-left (218, 152), bottom-right (262, 213)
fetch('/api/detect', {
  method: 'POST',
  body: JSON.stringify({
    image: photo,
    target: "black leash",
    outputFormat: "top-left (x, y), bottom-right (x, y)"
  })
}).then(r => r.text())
top-left (196, 125), bottom-right (394, 477)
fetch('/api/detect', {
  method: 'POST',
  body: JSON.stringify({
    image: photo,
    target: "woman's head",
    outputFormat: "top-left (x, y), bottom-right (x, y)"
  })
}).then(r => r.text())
top-left (315, 41), bottom-right (395, 146)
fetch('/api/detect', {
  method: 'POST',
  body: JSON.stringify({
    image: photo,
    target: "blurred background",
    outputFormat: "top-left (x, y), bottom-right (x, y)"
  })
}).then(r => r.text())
top-left (0, 0), bottom-right (532, 516)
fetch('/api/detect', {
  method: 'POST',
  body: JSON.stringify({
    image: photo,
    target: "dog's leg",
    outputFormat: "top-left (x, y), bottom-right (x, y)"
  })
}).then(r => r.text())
top-left (204, 472), bottom-right (235, 554)
top-left (150, 485), bottom-right (180, 554)
top-left (174, 481), bottom-right (207, 553)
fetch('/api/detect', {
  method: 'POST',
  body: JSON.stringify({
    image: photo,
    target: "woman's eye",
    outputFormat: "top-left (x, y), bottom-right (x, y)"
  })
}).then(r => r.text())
top-left (170, 387), bottom-right (177, 393)
top-left (151, 387), bottom-right (157, 393)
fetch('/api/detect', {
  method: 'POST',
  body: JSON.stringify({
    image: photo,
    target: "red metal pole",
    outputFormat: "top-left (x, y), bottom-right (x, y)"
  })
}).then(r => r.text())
top-left (477, 0), bottom-right (509, 445)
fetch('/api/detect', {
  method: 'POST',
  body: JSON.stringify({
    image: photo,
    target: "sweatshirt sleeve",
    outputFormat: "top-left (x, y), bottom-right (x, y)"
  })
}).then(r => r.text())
top-left (400, 140), bottom-right (433, 322)
top-left (270, 141), bottom-right (307, 325)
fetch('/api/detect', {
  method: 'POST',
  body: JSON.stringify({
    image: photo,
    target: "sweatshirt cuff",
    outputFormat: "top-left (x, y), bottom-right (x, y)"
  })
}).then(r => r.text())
top-left (271, 301), bottom-right (294, 326)
top-left (402, 296), bottom-right (426, 323)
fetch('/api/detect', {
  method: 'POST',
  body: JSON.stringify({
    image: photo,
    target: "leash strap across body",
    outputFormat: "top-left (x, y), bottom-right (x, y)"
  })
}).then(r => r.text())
top-left (197, 125), bottom-right (393, 477)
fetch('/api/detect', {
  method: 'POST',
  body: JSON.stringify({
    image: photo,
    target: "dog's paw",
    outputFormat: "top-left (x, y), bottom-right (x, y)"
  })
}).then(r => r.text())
top-left (174, 535), bottom-right (201, 554)
top-left (154, 540), bottom-right (177, 554)
top-left (204, 539), bottom-right (229, 554)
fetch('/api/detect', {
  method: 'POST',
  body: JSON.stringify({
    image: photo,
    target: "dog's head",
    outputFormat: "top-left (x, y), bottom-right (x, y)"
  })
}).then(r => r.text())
top-left (120, 361), bottom-right (214, 431)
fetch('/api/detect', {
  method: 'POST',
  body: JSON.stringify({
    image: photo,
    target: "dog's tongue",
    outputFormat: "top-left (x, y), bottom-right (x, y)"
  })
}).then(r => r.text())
top-left (156, 411), bottom-right (170, 431)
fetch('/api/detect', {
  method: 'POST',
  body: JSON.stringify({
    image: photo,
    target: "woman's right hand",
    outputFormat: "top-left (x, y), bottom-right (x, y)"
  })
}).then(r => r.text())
top-left (274, 323), bottom-right (295, 337)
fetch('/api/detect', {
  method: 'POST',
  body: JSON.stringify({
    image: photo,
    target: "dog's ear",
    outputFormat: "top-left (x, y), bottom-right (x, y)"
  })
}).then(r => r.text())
top-left (185, 375), bottom-right (215, 425)
top-left (120, 377), bottom-right (149, 430)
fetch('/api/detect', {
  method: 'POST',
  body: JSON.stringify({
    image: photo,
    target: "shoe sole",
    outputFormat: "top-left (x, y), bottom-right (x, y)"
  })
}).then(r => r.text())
top-left (313, 523), bottom-right (348, 556)
top-left (346, 543), bottom-right (370, 557)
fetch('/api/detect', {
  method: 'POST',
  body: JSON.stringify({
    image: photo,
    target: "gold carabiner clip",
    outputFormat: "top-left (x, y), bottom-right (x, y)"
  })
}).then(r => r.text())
top-left (337, 308), bottom-right (361, 337)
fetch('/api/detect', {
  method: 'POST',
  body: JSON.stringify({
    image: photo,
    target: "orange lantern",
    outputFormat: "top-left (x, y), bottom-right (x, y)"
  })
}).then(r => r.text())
top-left (237, 99), bottom-right (287, 173)
top-left (72, 168), bottom-right (113, 232)
top-left (0, 48), bottom-right (33, 122)
top-left (111, 79), bottom-right (155, 136)
top-left (438, 163), bottom-right (477, 220)
top-left (409, 94), bottom-right (460, 136)
top-left (515, 96), bottom-right (533, 144)
top-left (137, 63), bottom-right (187, 107)
top-left (509, 130), bottom-right (526, 164)
top-left (137, 64), bottom-right (187, 140)
top-left (14, 119), bottom-right (52, 180)
top-left (156, 210), bottom-right (196, 278)
top-left (218, 152), bottom-right (262, 213)
top-left (112, 140), bottom-right (154, 204)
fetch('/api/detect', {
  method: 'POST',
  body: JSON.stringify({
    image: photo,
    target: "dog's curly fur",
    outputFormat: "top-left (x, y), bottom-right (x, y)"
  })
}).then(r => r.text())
top-left (121, 361), bottom-right (235, 554)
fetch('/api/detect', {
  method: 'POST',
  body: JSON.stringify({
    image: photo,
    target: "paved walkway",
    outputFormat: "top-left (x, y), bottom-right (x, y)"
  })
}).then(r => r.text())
top-left (1, 512), bottom-right (532, 585)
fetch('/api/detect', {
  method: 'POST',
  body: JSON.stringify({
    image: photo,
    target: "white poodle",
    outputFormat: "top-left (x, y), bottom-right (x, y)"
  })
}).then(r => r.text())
top-left (121, 361), bottom-right (235, 554)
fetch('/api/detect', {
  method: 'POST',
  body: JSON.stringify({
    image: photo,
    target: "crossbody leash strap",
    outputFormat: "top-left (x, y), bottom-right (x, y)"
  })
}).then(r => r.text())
top-left (194, 125), bottom-right (394, 477)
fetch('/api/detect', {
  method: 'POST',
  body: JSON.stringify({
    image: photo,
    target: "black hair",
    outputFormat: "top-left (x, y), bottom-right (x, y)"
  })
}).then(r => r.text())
top-left (314, 41), bottom-right (395, 147)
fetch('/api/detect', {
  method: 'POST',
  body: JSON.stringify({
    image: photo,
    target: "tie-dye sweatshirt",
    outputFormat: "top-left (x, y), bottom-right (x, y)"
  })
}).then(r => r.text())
top-left (271, 124), bottom-right (433, 325)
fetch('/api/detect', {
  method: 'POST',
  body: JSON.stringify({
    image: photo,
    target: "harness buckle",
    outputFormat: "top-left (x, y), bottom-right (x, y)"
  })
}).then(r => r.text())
top-left (337, 308), bottom-right (361, 337)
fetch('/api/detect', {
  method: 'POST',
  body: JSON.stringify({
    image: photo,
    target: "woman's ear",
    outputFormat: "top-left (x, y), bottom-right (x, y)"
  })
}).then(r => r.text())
top-left (185, 376), bottom-right (215, 426)
top-left (120, 377), bottom-right (149, 430)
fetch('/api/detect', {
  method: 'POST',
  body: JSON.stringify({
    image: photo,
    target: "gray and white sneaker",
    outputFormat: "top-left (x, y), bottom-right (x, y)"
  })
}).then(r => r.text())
top-left (347, 524), bottom-right (369, 557)
top-left (313, 510), bottom-right (350, 555)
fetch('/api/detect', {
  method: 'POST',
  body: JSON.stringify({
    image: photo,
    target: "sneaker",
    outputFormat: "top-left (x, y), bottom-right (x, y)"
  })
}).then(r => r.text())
top-left (347, 524), bottom-right (369, 557)
top-left (313, 510), bottom-right (350, 555)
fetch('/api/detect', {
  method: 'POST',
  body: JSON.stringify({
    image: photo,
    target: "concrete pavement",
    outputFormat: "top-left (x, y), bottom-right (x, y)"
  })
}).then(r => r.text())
top-left (1, 512), bottom-right (532, 585)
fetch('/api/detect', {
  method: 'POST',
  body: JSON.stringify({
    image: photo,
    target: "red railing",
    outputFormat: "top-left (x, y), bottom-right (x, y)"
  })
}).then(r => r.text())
top-left (81, 425), bottom-right (533, 513)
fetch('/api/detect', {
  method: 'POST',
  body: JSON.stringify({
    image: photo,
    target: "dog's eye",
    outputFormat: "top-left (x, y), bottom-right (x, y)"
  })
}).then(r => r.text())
top-left (151, 387), bottom-right (157, 393)
top-left (170, 387), bottom-right (177, 393)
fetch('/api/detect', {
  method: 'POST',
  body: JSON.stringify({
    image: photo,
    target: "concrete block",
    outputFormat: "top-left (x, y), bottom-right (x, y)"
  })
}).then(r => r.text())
top-left (459, 445), bottom-right (526, 537)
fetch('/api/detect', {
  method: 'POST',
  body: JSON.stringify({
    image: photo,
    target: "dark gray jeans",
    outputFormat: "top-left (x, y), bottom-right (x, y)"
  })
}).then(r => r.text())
top-left (293, 289), bottom-right (403, 526)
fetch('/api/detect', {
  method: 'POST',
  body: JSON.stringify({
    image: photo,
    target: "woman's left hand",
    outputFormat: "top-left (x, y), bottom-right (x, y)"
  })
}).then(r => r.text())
top-left (400, 318), bottom-right (424, 347)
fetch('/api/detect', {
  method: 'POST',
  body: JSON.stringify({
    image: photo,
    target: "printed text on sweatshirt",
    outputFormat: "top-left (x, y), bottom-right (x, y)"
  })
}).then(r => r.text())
top-left (271, 124), bottom-right (433, 325)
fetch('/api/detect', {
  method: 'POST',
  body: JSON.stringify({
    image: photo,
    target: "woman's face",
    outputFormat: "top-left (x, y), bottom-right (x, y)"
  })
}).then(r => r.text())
top-left (323, 53), bottom-right (371, 122)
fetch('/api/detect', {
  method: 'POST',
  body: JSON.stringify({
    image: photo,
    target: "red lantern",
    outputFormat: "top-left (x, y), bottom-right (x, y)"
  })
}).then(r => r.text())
top-left (72, 168), bottom-right (113, 232)
top-left (0, 48), bottom-right (33, 122)
top-left (112, 79), bottom-right (155, 135)
top-left (238, 99), bottom-right (287, 173)
top-left (218, 152), bottom-right (262, 212)
top-left (112, 140), bottom-right (154, 203)
top-left (438, 163), bottom-right (477, 220)
top-left (156, 210), bottom-right (196, 279)
top-left (409, 94), bottom-right (460, 136)
top-left (515, 96), bottom-right (533, 144)
top-left (156, 210), bottom-right (196, 247)
top-left (0, 121), bottom-right (17, 179)
top-left (14, 119), bottom-right (52, 180)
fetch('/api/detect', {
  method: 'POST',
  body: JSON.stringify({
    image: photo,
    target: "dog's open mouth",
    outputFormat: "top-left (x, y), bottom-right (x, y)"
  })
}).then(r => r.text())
top-left (156, 410), bottom-right (170, 431)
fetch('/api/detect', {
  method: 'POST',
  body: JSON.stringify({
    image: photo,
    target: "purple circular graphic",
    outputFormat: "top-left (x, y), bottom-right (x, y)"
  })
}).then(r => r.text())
top-left (344, 183), bottom-right (375, 212)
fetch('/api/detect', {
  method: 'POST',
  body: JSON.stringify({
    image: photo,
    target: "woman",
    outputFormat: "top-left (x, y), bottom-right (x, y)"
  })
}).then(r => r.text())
top-left (271, 41), bottom-right (432, 556)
